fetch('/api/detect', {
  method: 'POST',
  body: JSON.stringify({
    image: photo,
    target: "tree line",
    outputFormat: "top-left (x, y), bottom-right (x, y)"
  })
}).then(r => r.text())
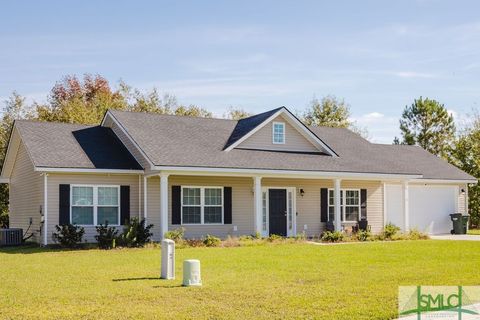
top-left (0, 74), bottom-right (478, 228)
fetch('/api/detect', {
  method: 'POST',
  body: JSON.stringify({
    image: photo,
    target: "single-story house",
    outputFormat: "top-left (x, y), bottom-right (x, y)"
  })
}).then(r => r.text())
top-left (0, 107), bottom-right (476, 245)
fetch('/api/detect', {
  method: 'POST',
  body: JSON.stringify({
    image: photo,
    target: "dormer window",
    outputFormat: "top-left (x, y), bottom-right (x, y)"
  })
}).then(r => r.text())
top-left (272, 122), bottom-right (285, 144)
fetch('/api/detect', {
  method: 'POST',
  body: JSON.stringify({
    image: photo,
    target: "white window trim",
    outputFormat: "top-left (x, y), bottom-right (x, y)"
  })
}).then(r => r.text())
top-left (272, 121), bottom-right (285, 144)
top-left (327, 188), bottom-right (361, 223)
top-left (70, 184), bottom-right (121, 226)
top-left (181, 186), bottom-right (224, 225)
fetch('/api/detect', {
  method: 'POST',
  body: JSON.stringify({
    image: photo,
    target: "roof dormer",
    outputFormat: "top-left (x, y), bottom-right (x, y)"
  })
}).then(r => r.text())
top-left (224, 107), bottom-right (337, 156)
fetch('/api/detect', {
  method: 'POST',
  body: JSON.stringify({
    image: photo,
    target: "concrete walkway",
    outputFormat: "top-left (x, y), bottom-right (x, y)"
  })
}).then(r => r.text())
top-left (430, 234), bottom-right (480, 241)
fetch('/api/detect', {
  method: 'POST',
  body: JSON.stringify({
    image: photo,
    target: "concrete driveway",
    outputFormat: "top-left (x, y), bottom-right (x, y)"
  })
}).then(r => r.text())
top-left (430, 234), bottom-right (480, 241)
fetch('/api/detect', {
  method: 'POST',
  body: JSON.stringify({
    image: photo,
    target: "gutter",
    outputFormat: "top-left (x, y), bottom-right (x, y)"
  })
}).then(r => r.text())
top-left (34, 167), bottom-right (144, 175)
top-left (150, 165), bottom-right (423, 180)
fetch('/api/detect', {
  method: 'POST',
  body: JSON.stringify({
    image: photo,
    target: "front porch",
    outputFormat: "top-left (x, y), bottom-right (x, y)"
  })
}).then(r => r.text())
top-left (143, 173), bottom-right (388, 240)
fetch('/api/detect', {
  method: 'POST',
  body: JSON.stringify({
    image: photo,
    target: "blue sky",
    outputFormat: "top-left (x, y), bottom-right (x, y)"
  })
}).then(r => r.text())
top-left (1, 0), bottom-right (479, 142)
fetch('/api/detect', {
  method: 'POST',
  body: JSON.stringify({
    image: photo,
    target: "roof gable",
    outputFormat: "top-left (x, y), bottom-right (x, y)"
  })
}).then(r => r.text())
top-left (223, 107), bottom-right (338, 156)
top-left (237, 114), bottom-right (321, 153)
top-left (0, 121), bottom-right (142, 176)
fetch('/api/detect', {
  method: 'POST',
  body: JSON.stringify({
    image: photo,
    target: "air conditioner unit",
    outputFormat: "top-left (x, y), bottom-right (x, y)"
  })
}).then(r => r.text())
top-left (0, 228), bottom-right (23, 246)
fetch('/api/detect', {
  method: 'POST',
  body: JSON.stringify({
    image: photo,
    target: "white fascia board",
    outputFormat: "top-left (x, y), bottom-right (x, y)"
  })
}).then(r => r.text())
top-left (408, 178), bottom-right (478, 185)
top-left (101, 111), bottom-right (154, 170)
top-left (279, 110), bottom-right (338, 157)
top-left (34, 167), bottom-right (144, 175)
top-left (0, 124), bottom-right (21, 178)
top-left (151, 165), bottom-right (422, 180)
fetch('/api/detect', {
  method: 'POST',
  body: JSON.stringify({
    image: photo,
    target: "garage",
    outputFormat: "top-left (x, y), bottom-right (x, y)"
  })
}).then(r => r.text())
top-left (385, 184), bottom-right (460, 234)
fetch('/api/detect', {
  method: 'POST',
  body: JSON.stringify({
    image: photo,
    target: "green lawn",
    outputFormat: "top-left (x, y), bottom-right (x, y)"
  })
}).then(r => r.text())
top-left (1, 241), bottom-right (480, 319)
top-left (468, 229), bottom-right (480, 235)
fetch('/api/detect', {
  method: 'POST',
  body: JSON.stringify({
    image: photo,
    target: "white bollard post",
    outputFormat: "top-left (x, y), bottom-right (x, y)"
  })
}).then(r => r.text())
top-left (161, 239), bottom-right (175, 279)
top-left (183, 259), bottom-right (202, 287)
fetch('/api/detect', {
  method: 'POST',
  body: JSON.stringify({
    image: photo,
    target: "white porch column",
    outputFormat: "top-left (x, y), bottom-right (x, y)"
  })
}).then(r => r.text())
top-left (43, 173), bottom-right (48, 246)
top-left (403, 180), bottom-right (410, 232)
top-left (334, 178), bottom-right (342, 231)
top-left (159, 173), bottom-right (169, 239)
top-left (253, 176), bottom-right (263, 235)
top-left (143, 176), bottom-right (148, 223)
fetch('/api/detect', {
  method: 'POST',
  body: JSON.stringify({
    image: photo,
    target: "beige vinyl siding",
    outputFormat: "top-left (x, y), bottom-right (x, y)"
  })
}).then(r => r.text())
top-left (167, 176), bottom-right (254, 239)
top-left (262, 179), bottom-right (384, 236)
top-left (457, 184), bottom-right (467, 214)
top-left (145, 175), bottom-right (254, 241)
top-left (46, 173), bottom-right (141, 244)
top-left (238, 115), bottom-right (318, 152)
top-left (146, 176), bottom-right (161, 240)
top-left (107, 118), bottom-right (151, 169)
top-left (9, 141), bottom-right (43, 242)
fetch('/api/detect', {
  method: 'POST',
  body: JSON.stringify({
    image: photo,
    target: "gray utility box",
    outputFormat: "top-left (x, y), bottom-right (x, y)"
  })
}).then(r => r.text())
top-left (0, 228), bottom-right (23, 246)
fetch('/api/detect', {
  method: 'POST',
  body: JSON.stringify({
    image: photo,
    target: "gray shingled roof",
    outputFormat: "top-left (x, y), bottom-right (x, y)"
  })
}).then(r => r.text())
top-left (108, 110), bottom-right (475, 181)
top-left (15, 120), bottom-right (141, 170)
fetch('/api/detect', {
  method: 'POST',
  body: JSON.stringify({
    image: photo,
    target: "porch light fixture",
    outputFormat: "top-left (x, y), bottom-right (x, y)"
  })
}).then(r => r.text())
top-left (299, 189), bottom-right (305, 197)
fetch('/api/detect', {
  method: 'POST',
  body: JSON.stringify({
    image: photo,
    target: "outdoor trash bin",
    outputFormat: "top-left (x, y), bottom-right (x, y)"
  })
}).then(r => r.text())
top-left (450, 213), bottom-right (466, 235)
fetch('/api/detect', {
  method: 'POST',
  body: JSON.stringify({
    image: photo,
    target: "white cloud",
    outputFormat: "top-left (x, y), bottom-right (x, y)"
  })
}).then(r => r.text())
top-left (352, 112), bottom-right (399, 143)
top-left (393, 71), bottom-right (436, 79)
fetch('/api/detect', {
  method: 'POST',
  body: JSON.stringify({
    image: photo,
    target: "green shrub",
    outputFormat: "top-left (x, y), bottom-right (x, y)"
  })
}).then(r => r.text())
top-left (239, 235), bottom-right (255, 241)
top-left (267, 234), bottom-right (283, 242)
top-left (383, 223), bottom-right (400, 240)
top-left (355, 230), bottom-right (372, 242)
top-left (95, 223), bottom-right (118, 249)
top-left (164, 227), bottom-right (185, 242)
top-left (407, 228), bottom-right (429, 240)
top-left (203, 234), bottom-right (221, 247)
top-left (391, 232), bottom-right (408, 241)
top-left (118, 218), bottom-right (153, 247)
top-left (52, 224), bottom-right (85, 248)
top-left (321, 231), bottom-right (344, 242)
top-left (0, 211), bottom-right (8, 228)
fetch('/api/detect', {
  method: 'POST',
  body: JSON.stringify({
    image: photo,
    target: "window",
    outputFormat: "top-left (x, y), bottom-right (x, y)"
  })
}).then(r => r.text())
top-left (71, 185), bottom-right (120, 226)
top-left (262, 191), bottom-right (267, 232)
top-left (328, 189), bottom-right (360, 222)
top-left (272, 122), bottom-right (285, 144)
top-left (182, 187), bottom-right (223, 224)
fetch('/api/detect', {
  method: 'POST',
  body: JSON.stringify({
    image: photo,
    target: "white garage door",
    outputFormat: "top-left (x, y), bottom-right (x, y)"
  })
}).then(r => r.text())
top-left (409, 185), bottom-right (457, 234)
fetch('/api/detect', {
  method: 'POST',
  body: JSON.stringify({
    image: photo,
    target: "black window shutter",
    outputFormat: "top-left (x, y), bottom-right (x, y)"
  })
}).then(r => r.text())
top-left (120, 186), bottom-right (130, 225)
top-left (224, 187), bottom-right (232, 224)
top-left (360, 189), bottom-right (367, 220)
top-left (59, 184), bottom-right (70, 225)
top-left (172, 186), bottom-right (181, 225)
top-left (320, 188), bottom-right (328, 222)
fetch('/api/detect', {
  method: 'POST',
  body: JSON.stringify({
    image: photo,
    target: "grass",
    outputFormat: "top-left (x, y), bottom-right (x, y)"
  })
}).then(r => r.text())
top-left (468, 228), bottom-right (480, 235)
top-left (1, 241), bottom-right (480, 319)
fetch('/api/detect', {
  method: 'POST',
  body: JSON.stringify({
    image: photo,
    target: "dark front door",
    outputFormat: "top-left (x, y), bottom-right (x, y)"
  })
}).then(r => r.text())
top-left (269, 189), bottom-right (287, 236)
